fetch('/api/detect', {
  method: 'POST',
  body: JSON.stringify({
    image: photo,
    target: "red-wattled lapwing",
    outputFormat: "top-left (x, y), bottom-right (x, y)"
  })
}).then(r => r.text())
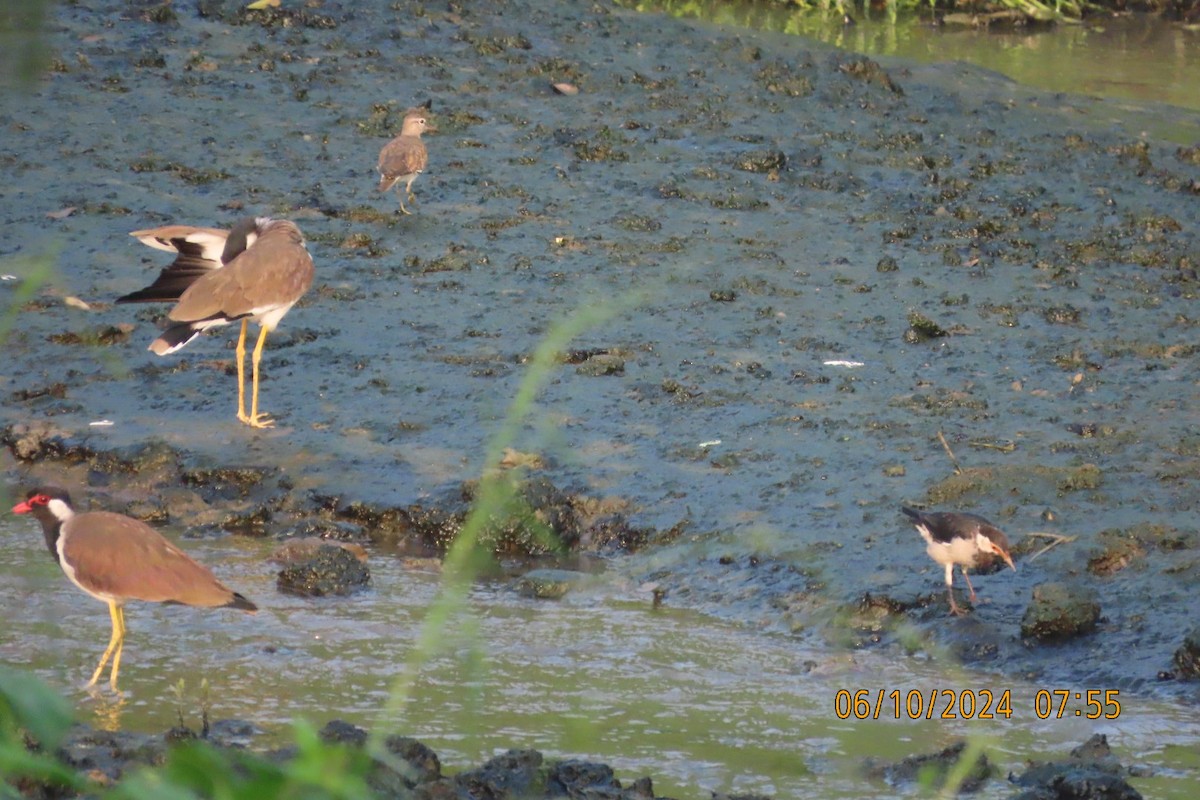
top-left (119, 216), bottom-right (314, 429)
top-left (378, 101), bottom-right (435, 215)
top-left (12, 487), bottom-right (256, 691)
top-left (901, 506), bottom-right (1016, 616)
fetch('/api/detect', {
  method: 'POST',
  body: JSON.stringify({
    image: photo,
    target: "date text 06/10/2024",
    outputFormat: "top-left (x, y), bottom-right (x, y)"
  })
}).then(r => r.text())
top-left (832, 689), bottom-right (1122, 721)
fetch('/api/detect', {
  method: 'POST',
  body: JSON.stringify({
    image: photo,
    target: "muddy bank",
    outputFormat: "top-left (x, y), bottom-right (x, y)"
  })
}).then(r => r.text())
top-left (2, 0), bottom-right (1199, 713)
top-left (17, 714), bottom-right (1146, 800)
top-left (20, 716), bottom-right (671, 799)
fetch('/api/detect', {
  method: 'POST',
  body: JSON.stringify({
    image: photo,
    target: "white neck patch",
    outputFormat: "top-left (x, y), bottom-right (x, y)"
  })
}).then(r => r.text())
top-left (46, 498), bottom-right (76, 522)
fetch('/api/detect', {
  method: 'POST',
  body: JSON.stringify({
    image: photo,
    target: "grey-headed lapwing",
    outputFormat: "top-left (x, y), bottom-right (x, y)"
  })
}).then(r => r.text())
top-left (120, 217), bottom-right (314, 429)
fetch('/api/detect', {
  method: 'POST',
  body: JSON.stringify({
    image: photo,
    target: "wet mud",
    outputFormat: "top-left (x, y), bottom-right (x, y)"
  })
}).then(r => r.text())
top-left (2, 0), bottom-right (1200, 745)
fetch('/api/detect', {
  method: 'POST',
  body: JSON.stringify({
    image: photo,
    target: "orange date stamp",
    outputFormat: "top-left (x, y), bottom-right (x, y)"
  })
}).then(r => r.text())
top-left (833, 689), bottom-right (1122, 721)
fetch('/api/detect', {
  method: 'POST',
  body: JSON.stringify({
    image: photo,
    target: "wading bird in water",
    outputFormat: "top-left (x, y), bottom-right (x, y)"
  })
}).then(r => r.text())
top-left (12, 487), bottom-right (256, 691)
top-left (902, 506), bottom-right (1016, 615)
top-left (119, 216), bottom-right (314, 428)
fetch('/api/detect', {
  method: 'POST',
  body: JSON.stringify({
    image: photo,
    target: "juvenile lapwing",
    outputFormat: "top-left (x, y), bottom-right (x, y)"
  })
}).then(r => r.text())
top-left (12, 487), bottom-right (256, 691)
top-left (120, 217), bottom-right (314, 429)
top-left (901, 506), bottom-right (1016, 616)
top-left (378, 100), bottom-right (435, 215)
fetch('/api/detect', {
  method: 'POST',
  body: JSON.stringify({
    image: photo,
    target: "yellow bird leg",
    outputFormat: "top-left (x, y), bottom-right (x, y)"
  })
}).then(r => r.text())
top-left (108, 605), bottom-right (127, 691)
top-left (87, 601), bottom-right (126, 689)
top-left (244, 325), bottom-right (274, 428)
top-left (235, 319), bottom-right (250, 423)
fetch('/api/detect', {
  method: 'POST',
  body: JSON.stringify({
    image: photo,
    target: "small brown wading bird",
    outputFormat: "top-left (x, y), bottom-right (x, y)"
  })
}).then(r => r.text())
top-left (901, 506), bottom-right (1016, 616)
top-left (377, 100), bottom-right (434, 215)
top-left (119, 217), bottom-right (314, 429)
top-left (13, 487), bottom-right (256, 691)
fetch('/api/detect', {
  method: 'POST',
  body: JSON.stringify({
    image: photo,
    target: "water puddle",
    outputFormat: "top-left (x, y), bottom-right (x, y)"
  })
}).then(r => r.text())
top-left (3, 521), bottom-right (1198, 796)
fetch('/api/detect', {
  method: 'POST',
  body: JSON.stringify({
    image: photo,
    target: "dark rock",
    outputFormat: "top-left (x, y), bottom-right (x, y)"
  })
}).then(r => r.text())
top-left (733, 149), bottom-right (786, 173)
top-left (1172, 628), bottom-right (1200, 679)
top-left (59, 725), bottom-right (168, 781)
top-left (1069, 734), bottom-right (1121, 767)
top-left (283, 519), bottom-right (370, 544)
top-left (276, 545), bottom-right (370, 597)
top-left (123, 441), bottom-right (183, 479)
top-left (547, 759), bottom-right (617, 795)
top-left (905, 311), bottom-right (949, 340)
top-left (452, 748), bottom-right (544, 798)
top-left (611, 214), bottom-right (661, 232)
top-left (163, 726), bottom-right (197, 745)
top-left (575, 353), bottom-right (625, 376)
top-left (831, 592), bottom-right (913, 647)
top-left (222, 505), bottom-right (271, 536)
top-left (1021, 583), bottom-right (1101, 641)
top-left (1087, 535), bottom-right (1145, 576)
top-left (1012, 734), bottom-right (1142, 800)
top-left (123, 499), bottom-right (170, 524)
top-left (181, 466), bottom-right (270, 500)
top-left (271, 537), bottom-right (369, 564)
top-left (319, 720), bottom-right (368, 746)
top-left (756, 60), bottom-right (814, 98)
top-left (2, 423), bottom-right (95, 464)
top-left (834, 54), bottom-right (903, 94)
top-left (1043, 304), bottom-right (1082, 325)
top-left (206, 719), bottom-right (262, 747)
top-left (47, 324), bottom-right (132, 346)
top-left (10, 382), bottom-right (68, 402)
top-left (864, 740), bottom-right (993, 792)
top-left (329, 476), bottom-right (678, 557)
top-left (381, 735), bottom-right (442, 785)
top-left (563, 347), bottom-right (613, 365)
top-left (302, 723), bottom-right (444, 795)
top-left (29, 715), bottom-right (685, 800)
top-left (514, 569), bottom-right (587, 599)
top-left (628, 776), bottom-right (657, 799)
top-left (1057, 464), bottom-right (1102, 492)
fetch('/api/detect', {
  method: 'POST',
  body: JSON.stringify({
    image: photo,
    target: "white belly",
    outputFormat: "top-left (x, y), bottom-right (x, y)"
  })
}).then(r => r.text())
top-left (917, 524), bottom-right (980, 568)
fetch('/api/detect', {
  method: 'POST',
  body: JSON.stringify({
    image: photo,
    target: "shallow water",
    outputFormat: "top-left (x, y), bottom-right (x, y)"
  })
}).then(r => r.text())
top-left (628, 1), bottom-right (1200, 113)
top-left (3, 521), bottom-right (1199, 797)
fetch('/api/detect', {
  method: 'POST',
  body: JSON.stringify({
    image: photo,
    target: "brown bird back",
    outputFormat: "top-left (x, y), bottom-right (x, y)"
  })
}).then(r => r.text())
top-left (166, 219), bottom-right (313, 326)
top-left (377, 110), bottom-right (431, 190)
top-left (62, 511), bottom-right (255, 610)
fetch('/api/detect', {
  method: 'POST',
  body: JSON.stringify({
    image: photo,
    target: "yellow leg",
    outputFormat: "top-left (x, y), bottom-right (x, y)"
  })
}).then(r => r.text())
top-left (235, 319), bottom-right (250, 423)
top-left (108, 606), bottom-right (126, 691)
top-left (243, 325), bottom-right (274, 429)
top-left (87, 602), bottom-right (126, 690)
top-left (399, 180), bottom-right (415, 215)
